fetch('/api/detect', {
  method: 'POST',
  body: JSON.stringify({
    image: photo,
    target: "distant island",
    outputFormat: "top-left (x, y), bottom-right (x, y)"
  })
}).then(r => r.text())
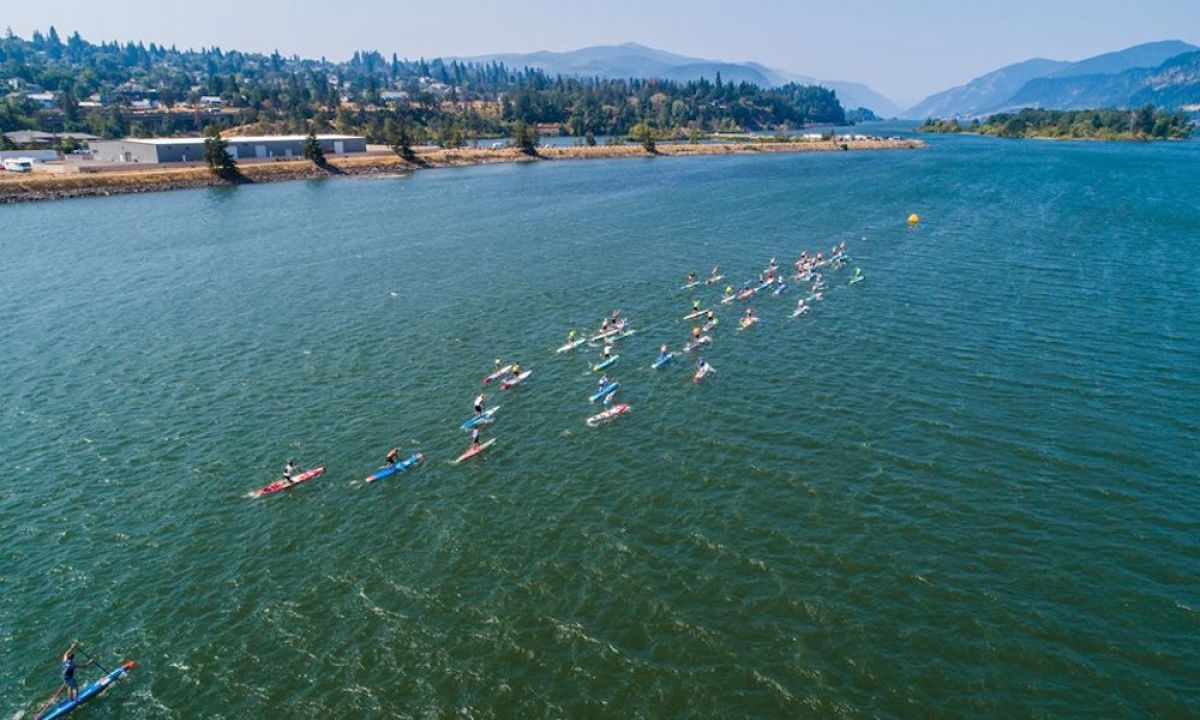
top-left (845, 107), bottom-right (880, 124)
top-left (917, 106), bottom-right (1193, 140)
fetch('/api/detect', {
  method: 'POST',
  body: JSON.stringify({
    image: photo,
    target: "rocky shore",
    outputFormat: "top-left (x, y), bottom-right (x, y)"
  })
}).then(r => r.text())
top-left (0, 139), bottom-right (923, 204)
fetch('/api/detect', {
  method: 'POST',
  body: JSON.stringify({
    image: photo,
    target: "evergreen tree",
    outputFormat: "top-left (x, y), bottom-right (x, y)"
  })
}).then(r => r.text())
top-left (386, 117), bottom-right (416, 160)
top-left (303, 130), bottom-right (326, 165)
top-left (511, 120), bottom-right (538, 154)
top-left (203, 124), bottom-right (237, 177)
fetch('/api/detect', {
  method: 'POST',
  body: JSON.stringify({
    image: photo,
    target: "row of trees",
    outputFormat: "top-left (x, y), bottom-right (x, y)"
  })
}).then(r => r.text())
top-left (1, 28), bottom-right (846, 144)
top-left (918, 106), bottom-right (1192, 140)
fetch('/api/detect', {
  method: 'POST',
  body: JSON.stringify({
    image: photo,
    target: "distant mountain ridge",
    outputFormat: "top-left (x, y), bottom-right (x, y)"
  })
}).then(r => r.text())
top-left (906, 58), bottom-right (1070, 119)
top-left (459, 43), bottom-right (901, 116)
top-left (464, 44), bottom-right (775, 86)
top-left (907, 40), bottom-right (1199, 118)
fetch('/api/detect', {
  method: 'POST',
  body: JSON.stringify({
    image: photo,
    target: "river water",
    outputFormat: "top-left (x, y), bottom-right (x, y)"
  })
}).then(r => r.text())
top-left (2, 128), bottom-right (1197, 718)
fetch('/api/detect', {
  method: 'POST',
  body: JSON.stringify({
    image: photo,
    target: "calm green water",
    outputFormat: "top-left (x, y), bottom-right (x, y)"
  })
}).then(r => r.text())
top-left (2, 131), bottom-right (1198, 719)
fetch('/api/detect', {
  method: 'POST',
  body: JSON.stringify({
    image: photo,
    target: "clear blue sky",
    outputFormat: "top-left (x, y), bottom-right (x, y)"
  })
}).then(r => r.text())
top-left (5, 0), bottom-right (1198, 106)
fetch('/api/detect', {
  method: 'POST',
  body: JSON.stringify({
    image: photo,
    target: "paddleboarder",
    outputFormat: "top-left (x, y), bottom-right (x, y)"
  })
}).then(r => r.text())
top-left (61, 643), bottom-right (94, 702)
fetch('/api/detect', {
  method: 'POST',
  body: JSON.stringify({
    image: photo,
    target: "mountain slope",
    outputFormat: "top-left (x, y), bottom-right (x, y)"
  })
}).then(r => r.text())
top-left (1001, 71), bottom-right (1145, 111)
top-left (1130, 51), bottom-right (1200, 108)
top-left (1001, 50), bottom-right (1200, 111)
top-left (460, 43), bottom-right (899, 115)
top-left (907, 40), bottom-right (1199, 118)
top-left (906, 58), bottom-right (1069, 119)
top-left (746, 63), bottom-right (901, 116)
top-left (465, 44), bottom-right (776, 86)
top-left (1045, 40), bottom-right (1197, 78)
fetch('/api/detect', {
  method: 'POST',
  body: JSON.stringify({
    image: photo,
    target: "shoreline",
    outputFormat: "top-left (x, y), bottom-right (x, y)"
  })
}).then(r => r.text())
top-left (0, 139), bottom-right (924, 205)
top-left (917, 128), bottom-right (1193, 142)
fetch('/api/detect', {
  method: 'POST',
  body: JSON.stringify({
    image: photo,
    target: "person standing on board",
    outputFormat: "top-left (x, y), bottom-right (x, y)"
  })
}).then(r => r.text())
top-left (470, 427), bottom-right (482, 451)
top-left (61, 643), bottom-right (94, 702)
top-left (283, 460), bottom-right (296, 484)
top-left (474, 393), bottom-right (485, 415)
top-left (385, 447), bottom-right (400, 466)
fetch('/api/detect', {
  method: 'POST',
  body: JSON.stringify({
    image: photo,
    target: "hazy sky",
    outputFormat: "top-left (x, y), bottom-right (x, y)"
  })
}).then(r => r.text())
top-left (5, 0), bottom-right (1198, 106)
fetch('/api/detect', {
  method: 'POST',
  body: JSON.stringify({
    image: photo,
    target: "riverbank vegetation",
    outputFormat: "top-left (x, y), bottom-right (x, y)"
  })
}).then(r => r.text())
top-left (1, 28), bottom-right (847, 149)
top-left (918, 106), bottom-right (1193, 140)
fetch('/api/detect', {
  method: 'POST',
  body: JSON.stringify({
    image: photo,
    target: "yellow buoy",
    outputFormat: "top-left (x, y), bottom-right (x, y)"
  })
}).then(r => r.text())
top-left (908, 213), bottom-right (920, 225)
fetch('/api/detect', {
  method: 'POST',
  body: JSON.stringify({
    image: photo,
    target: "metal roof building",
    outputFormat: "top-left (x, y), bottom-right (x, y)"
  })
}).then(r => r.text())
top-left (88, 134), bottom-right (366, 164)
top-left (4, 130), bottom-right (101, 145)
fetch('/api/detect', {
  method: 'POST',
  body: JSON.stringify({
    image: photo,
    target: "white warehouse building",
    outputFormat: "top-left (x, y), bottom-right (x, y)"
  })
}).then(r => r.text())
top-left (89, 135), bottom-right (367, 164)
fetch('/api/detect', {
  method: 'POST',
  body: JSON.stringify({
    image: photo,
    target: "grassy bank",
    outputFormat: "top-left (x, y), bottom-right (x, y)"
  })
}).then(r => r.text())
top-left (0, 139), bottom-right (923, 204)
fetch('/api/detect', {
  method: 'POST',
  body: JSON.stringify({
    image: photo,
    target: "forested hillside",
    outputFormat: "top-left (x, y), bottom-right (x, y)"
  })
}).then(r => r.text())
top-left (0, 28), bottom-right (845, 146)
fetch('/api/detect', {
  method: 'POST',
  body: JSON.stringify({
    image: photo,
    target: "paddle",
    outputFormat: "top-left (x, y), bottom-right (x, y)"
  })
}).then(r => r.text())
top-left (75, 644), bottom-right (111, 674)
top-left (33, 684), bottom-right (65, 718)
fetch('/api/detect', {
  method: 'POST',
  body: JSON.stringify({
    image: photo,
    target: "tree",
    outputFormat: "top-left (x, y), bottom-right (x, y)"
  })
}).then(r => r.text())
top-left (335, 104), bottom-right (356, 134)
top-left (1133, 104), bottom-right (1157, 136)
top-left (203, 125), bottom-right (237, 177)
top-left (511, 120), bottom-right (538, 155)
top-left (303, 130), bottom-right (326, 165)
top-left (59, 88), bottom-right (81, 126)
top-left (386, 117), bottom-right (416, 161)
top-left (629, 122), bottom-right (658, 153)
top-left (437, 120), bottom-right (465, 148)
